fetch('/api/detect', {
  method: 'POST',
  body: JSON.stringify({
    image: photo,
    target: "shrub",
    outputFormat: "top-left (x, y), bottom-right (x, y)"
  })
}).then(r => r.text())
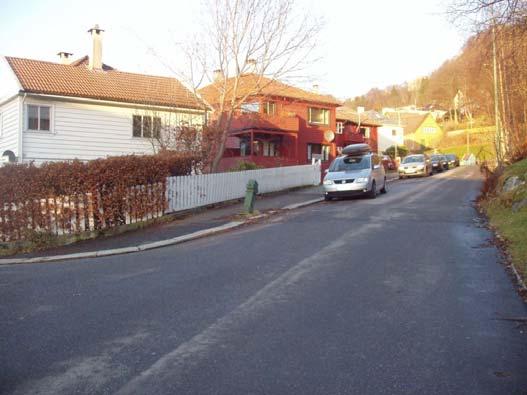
top-left (384, 145), bottom-right (408, 158)
top-left (227, 161), bottom-right (262, 172)
top-left (0, 152), bottom-right (199, 242)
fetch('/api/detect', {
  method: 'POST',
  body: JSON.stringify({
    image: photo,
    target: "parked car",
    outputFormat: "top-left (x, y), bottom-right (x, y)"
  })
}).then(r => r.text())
top-left (446, 154), bottom-right (460, 168)
top-left (323, 144), bottom-right (386, 200)
top-left (381, 155), bottom-right (397, 171)
top-left (430, 154), bottom-right (449, 172)
top-left (398, 154), bottom-right (432, 178)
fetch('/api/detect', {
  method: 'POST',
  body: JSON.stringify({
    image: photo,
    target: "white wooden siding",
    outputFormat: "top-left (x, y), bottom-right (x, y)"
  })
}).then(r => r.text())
top-left (377, 125), bottom-right (404, 154)
top-left (0, 97), bottom-right (20, 157)
top-left (22, 98), bottom-right (206, 164)
top-left (166, 164), bottom-right (321, 212)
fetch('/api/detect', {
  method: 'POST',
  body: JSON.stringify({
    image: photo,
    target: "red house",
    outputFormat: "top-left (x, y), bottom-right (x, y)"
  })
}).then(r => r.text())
top-left (199, 74), bottom-right (341, 172)
top-left (335, 107), bottom-right (380, 154)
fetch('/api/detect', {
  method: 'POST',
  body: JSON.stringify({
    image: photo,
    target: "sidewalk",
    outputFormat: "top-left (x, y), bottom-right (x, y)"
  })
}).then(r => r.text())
top-left (2, 185), bottom-right (326, 263)
top-left (2, 171), bottom-right (399, 264)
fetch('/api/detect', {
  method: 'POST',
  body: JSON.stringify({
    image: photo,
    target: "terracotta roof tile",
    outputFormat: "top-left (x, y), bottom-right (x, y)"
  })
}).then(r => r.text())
top-left (6, 56), bottom-right (207, 110)
top-left (336, 107), bottom-right (381, 126)
top-left (199, 74), bottom-right (341, 107)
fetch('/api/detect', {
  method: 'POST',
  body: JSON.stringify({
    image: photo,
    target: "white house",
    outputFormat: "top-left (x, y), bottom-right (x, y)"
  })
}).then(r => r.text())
top-left (363, 110), bottom-right (404, 153)
top-left (377, 122), bottom-right (404, 153)
top-left (0, 25), bottom-right (208, 164)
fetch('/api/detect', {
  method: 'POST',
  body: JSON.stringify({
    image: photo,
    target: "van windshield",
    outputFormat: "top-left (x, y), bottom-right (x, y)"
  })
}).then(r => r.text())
top-left (329, 156), bottom-right (371, 172)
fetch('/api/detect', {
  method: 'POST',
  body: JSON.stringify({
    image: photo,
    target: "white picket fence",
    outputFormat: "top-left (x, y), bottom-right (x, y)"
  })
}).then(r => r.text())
top-left (166, 163), bottom-right (321, 213)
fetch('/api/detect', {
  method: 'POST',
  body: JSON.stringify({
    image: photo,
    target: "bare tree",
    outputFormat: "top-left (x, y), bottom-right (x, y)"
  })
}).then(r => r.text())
top-left (446, 0), bottom-right (527, 163)
top-left (447, 0), bottom-right (527, 29)
top-left (182, 0), bottom-right (324, 172)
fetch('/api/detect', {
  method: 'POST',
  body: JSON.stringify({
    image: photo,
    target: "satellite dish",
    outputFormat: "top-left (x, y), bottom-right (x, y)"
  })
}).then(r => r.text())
top-left (324, 130), bottom-right (335, 142)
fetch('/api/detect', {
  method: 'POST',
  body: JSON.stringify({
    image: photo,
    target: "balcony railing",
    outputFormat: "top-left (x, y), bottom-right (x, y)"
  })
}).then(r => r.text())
top-left (230, 113), bottom-right (299, 132)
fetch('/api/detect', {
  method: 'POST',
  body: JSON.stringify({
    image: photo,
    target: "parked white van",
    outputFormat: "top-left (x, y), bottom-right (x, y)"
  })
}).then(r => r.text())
top-left (323, 144), bottom-right (387, 200)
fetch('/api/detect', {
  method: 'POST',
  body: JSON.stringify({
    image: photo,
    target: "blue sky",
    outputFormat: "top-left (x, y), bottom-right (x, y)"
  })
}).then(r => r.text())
top-left (0, 0), bottom-right (465, 99)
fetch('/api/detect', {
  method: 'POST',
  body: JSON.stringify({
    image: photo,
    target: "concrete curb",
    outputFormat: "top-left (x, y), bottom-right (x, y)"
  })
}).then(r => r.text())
top-left (0, 197), bottom-right (325, 266)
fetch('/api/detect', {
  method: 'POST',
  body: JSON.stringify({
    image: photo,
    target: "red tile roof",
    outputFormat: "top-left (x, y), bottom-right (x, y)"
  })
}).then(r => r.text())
top-left (6, 56), bottom-right (207, 110)
top-left (199, 73), bottom-right (341, 107)
top-left (336, 107), bottom-right (381, 126)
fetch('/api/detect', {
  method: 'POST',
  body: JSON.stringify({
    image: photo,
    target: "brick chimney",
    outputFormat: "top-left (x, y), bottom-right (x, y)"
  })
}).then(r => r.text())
top-left (57, 51), bottom-right (73, 65)
top-left (87, 24), bottom-right (104, 70)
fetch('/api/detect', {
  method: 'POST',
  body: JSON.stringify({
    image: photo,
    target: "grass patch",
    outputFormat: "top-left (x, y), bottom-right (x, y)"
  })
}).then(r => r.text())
top-left (427, 143), bottom-right (496, 162)
top-left (480, 158), bottom-right (527, 281)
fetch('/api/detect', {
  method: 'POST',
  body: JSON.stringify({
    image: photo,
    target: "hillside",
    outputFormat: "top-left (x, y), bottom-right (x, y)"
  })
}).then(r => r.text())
top-left (345, 31), bottom-right (494, 117)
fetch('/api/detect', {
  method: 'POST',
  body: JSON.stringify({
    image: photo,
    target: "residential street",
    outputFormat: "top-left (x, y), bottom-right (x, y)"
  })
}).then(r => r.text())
top-left (1, 166), bottom-right (526, 395)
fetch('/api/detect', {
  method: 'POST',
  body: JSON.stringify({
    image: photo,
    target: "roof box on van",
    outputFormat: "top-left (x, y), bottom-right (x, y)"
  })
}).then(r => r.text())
top-left (341, 143), bottom-right (371, 156)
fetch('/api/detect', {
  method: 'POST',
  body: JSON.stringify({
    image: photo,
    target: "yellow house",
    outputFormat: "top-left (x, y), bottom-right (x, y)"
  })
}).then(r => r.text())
top-left (386, 113), bottom-right (444, 152)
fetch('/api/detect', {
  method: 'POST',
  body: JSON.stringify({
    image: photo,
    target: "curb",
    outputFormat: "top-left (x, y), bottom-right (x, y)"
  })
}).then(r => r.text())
top-left (0, 198), bottom-right (324, 266)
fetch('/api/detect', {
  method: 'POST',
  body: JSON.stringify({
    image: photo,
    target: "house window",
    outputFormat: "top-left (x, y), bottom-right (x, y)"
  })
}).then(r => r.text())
top-left (26, 105), bottom-right (51, 131)
top-left (133, 115), bottom-right (161, 138)
top-left (336, 121), bottom-right (344, 134)
top-left (423, 126), bottom-right (437, 133)
top-left (262, 141), bottom-right (278, 157)
top-left (241, 102), bottom-right (260, 113)
top-left (308, 107), bottom-right (329, 125)
top-left (392, 129), bottom-right (397, 136)
top-left (360, 127), bottom-right (370, 138)
top-left (307, 143), bottom-right (330, 161)
top-left (263, 102), bottom-right (276, 115)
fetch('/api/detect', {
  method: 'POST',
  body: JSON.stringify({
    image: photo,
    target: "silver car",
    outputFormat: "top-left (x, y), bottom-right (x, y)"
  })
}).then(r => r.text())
top-left (323, 151), bottom-right (387, 200)
top-left (398, 154), bottom-right (432, 178)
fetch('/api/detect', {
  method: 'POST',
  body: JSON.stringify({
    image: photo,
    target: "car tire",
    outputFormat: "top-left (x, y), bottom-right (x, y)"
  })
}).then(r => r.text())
top-left (367, 181), bottom-right (377, 199)
top-left (380, 178), bottom-right (387, 194)
top-left (324, 195), bottom-right (332, 201)
top-left (399, 175), bottom-right (405, 179)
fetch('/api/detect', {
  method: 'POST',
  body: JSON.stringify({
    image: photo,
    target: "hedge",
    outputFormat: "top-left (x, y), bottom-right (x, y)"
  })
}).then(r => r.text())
top-left (0, 152), bottom-right (200, 242)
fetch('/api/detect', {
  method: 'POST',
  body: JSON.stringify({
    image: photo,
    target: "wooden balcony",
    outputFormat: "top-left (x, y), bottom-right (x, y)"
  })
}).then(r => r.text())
top-left (230, 113), bottom-right (299, 133)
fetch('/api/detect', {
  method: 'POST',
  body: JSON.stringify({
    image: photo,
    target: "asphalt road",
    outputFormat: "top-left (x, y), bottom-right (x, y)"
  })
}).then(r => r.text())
top-left (1, 166), bottom-right (526, 395)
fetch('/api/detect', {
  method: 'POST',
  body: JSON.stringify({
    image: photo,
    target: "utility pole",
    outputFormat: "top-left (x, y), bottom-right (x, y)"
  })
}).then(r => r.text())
top-left (492, 24), bottom-right (503, 165)
top-left (395, 108), bottom-right (400, 160)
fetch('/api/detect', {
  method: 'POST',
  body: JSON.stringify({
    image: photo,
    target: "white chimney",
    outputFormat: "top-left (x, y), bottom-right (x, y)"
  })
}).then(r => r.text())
top-left (87, 24), bottom-right (104, 70)
top-left (213, 69), bottom-right (224, 82)
top-left (246, 58), bottom-right (257, 73)
top-left (57, 51), bottom-right (73, 65)
top-left (312, 84), bottom-right (319, 92)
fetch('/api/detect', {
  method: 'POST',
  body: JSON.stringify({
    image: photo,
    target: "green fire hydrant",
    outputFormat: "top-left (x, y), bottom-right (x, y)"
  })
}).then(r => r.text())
top-left (244, 179), bottom-right (258, 214)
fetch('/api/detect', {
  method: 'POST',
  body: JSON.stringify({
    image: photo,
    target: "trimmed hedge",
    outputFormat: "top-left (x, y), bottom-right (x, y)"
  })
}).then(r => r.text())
top-left (0, 152), bottom-right (200, 241)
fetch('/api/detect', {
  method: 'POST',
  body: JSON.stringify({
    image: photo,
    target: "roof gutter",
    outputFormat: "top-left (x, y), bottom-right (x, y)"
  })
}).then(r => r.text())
top-left (0, 93), bottom-right (19, 107)
top-left (21, 92), bottom-right (210, 114)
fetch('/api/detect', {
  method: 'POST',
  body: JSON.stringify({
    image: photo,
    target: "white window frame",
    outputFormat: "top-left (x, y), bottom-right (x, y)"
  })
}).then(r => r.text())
top-left (308, 107), bottom-right (330, 125)
top-left (132, 115), bottom-right (162, 139)
top-left (307, 143), bottom-right (330, 162)
top-left (241, 102), bottom-right (260, 113)
top-left (336, 121), bottom-right (344, 134)
top-left (263, 101), bottom-right (276, 116)
top-left (25, 104), bottom-right (53, 133)
top-left (360, 127), bottom-right (370, 139)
